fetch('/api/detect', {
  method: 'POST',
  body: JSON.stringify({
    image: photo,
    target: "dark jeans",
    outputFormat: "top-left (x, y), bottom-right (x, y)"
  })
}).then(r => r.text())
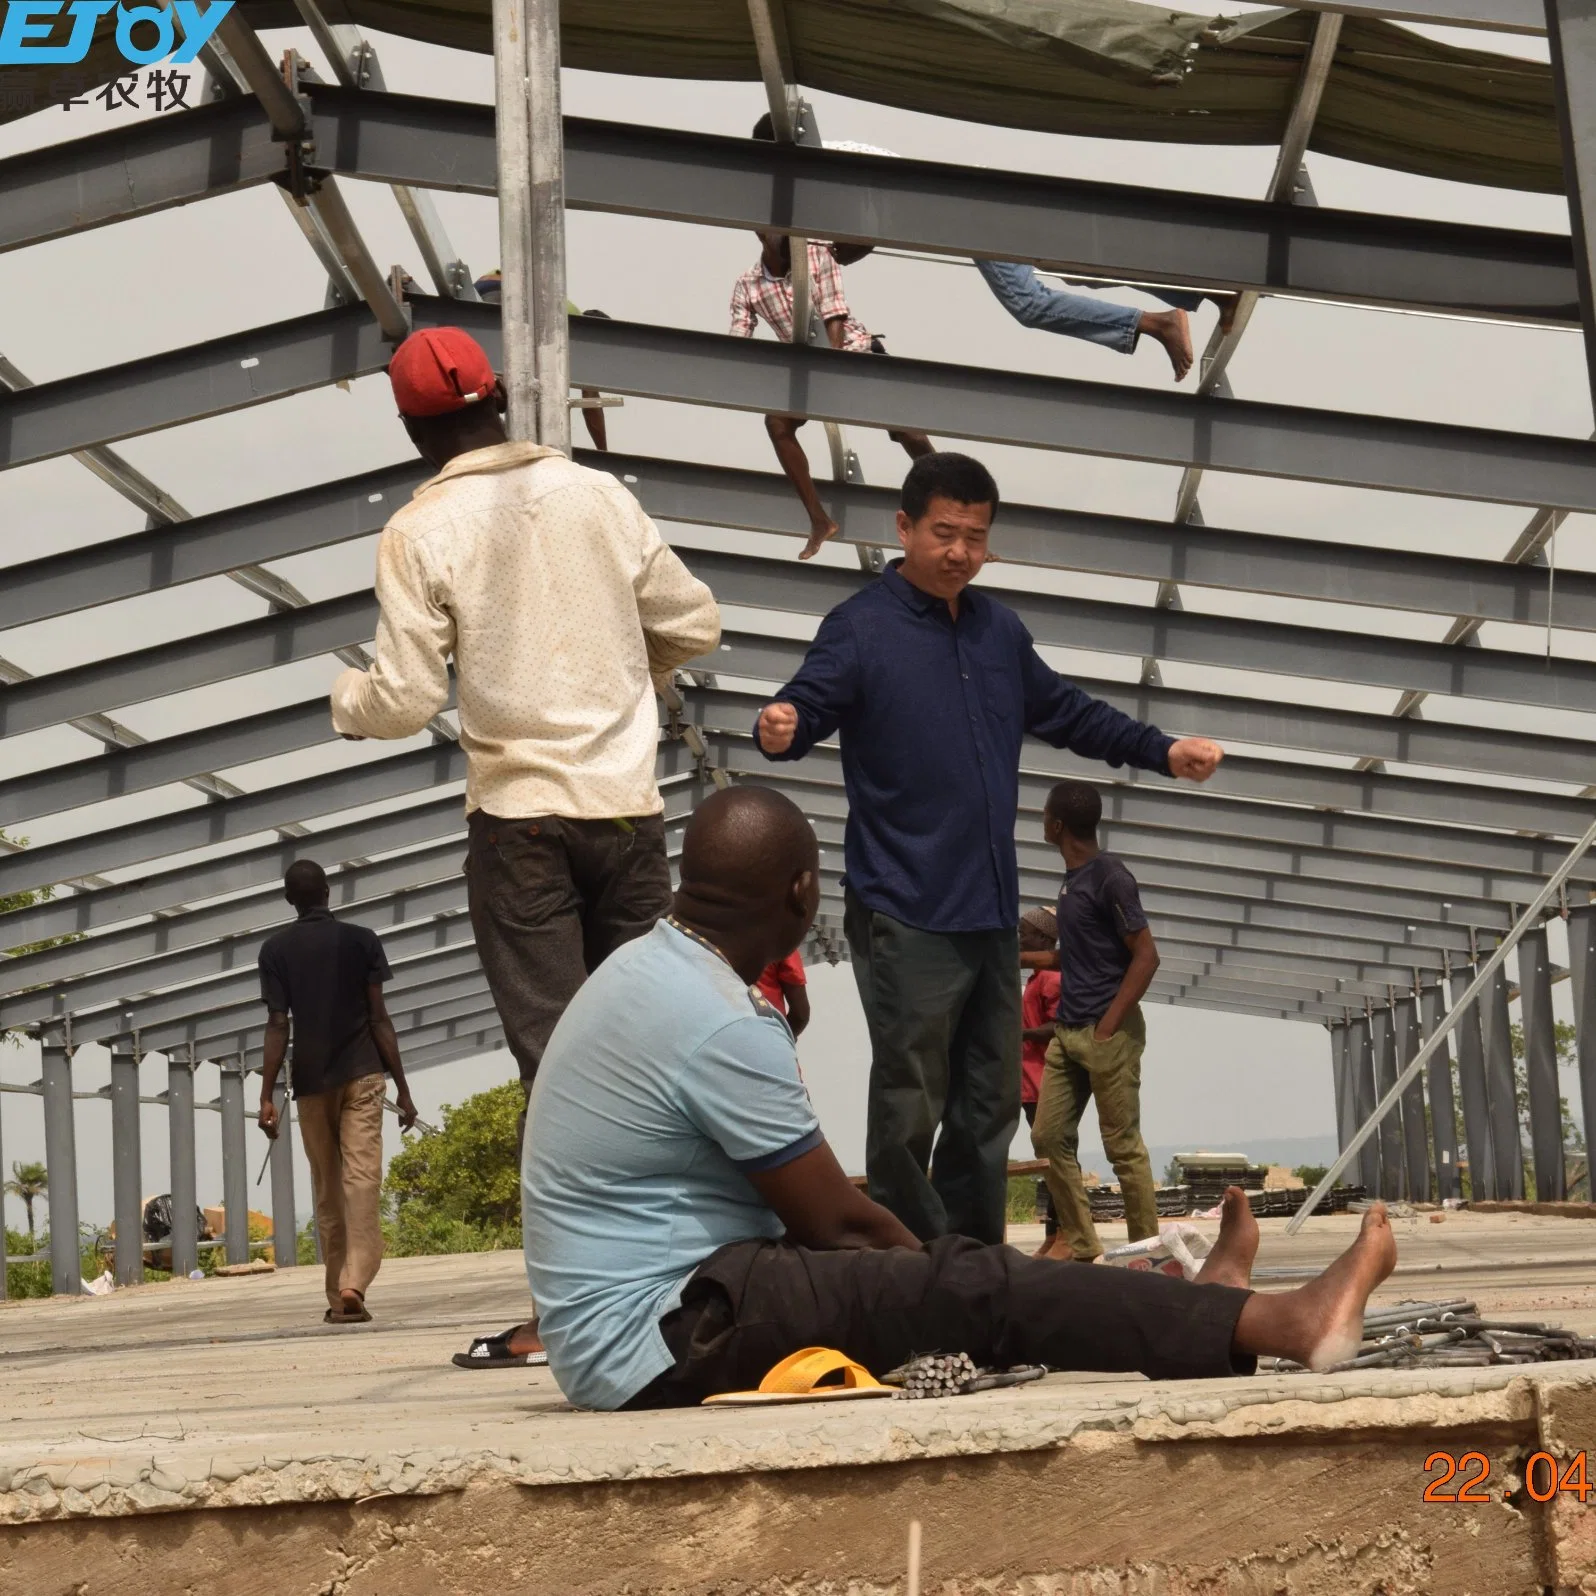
top-left (1021, 1100), bottom-right (1059, 1236)
top-left (845, 890), bottom-right (1021, 1245)
top-left (624, 1236), bottom-right (1252, 1408)
top-left (465, 809), bottom-right (673, 1093)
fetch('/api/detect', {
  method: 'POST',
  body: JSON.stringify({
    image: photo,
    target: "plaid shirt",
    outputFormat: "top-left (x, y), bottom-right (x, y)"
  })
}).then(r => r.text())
top-left (729, 241), bottom-right (873, 351)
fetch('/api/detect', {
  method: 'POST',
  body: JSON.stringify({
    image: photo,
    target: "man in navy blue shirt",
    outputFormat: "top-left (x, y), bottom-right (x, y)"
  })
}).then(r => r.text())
top-left (755, 453), bottom-right (1221, 1244)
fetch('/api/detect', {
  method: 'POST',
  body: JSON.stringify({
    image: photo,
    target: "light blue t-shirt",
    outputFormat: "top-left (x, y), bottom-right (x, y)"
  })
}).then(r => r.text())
top-left (522, 920), bottom-right (823, 1410)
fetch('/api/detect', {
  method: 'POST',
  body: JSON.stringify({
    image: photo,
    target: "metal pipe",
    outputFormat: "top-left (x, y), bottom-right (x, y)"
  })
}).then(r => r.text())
top-left (218, 1061), bottom-right (250, 1266)
top-left (39, 1038), bottom-right (80, 1296)
top-left (493, 0), bottom-right (537, 441)
top-left (1422, 983), bottom-right (1462, 1201)
top-left (268, 1079), bottom-right (297, 1269)
top-left (168, 1047), bottom-right (199, 1278)
top-left (1518, 923), bottom-right (1567, 1199)
top-left (1480, 958), bottom-right (1526, 1199)
top-left (1567, 902), bottom-right (1596, 1195)
top-left (1450, 964), bottom-right (1496, 1200)
top-left (527, 0), bottom-right (571, 451)
top-left (1288, 812), bottom-right (1596, 1231)
top-left (108, 1040), bottom-right (143, 1287)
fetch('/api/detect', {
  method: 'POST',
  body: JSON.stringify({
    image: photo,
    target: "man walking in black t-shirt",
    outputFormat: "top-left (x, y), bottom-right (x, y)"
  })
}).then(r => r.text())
top-left (258, 860), bottom-right (418, 1323)
top-left (1030, 782), bottom-right (1162, 1262)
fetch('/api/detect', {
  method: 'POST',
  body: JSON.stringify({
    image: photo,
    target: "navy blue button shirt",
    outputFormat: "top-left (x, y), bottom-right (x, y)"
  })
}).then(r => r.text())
top-left (757, 563), bottom-right (1175, 934)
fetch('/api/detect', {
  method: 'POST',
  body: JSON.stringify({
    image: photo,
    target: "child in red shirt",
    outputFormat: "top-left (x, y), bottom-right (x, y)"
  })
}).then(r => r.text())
top-left (1020, 907), bottom-right (1061, 1250)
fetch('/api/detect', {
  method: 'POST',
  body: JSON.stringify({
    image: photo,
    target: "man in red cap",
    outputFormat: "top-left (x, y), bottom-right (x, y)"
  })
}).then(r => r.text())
top-left (332, 326), bottom-right (721, 1366)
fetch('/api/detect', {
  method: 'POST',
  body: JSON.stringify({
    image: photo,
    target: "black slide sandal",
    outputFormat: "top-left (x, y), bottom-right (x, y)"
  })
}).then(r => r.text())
top-left (452, 1325), bottom-right (549, 1369)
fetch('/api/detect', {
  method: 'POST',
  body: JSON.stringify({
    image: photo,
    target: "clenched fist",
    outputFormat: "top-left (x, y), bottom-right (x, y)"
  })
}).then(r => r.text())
top-left (1168, 737), bottom-right (1223, 781)
top-left (757, 701), bottom-right (799, 755)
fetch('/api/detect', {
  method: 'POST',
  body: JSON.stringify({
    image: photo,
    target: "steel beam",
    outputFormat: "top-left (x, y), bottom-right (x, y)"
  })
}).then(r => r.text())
top-left (167, 1050), bottom-right (199, 1277)
top-left (1148, 975), bottom-right (1346, 1022)
top-left (3, 91), bottom-right (1575, 323)
top-left (1288, 0), bottom-right (1543, 33)
top-left (11, 301), bottom-right (1596, 518)
top-left (1568, 904), bottom-right (1596, 1196)
top-left (1396, 996), bottom-right (1433, 1202)
top-left (1480, 960), bottom-right (1526, 1199)
top-left (108, 1040), bottom-right (143, 1287)
top-left (39, 1040), bottom-right (81, 1296)
top-left (217, 1061), bottom-right (250, 1265)
top-left (1422, 982), bottom-right (1463, 1201)
top-left (1518, 922), bottom-right (1567, 1199)
top-left (1451, 965), bottom-right (1496, 1201)
top-left (1349, 1016), bottom-right (1382, 1192)
top-left (240, 1003), bottom-right (503, 1068)
top-left (1331, 1024), bottom-right (1354, 1153)
top-left (1370, 1006), bottom-right (1406, 1198)
top-left (1548, 0), bottom-right (1596, 418)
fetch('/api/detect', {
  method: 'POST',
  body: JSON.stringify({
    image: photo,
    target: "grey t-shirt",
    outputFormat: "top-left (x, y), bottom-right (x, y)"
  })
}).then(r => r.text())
top-left (1054, 852), bottom-right (1149, 1026)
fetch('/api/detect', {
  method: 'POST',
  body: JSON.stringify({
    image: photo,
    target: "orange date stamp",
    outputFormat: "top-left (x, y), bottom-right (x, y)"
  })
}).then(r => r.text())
top-left (1423, 1450), bottom-right (1593, 1503)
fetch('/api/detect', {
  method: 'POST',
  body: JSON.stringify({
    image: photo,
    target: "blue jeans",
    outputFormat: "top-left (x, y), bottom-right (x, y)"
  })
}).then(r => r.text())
top-left (975, 259), bottom-right (1203, 355)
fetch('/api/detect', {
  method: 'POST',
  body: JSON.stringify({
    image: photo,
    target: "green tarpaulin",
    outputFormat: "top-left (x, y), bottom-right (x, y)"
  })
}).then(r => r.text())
top-left (1, 0), bottom-right (1563, 192)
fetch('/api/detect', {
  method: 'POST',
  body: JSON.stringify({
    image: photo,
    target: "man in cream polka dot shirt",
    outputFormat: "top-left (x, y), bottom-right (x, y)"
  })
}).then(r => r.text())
top-left (332, 328), bottom-right (721, 1115)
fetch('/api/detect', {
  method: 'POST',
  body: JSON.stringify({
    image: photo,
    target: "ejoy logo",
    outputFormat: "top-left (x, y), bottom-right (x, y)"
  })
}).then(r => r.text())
top-left (0, 0), bottom-right (233, 64)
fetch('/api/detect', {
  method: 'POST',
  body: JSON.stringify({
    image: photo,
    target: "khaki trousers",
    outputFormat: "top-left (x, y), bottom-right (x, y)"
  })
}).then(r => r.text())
top-left (1029, 1005), bottom-right (1156, 1261)
top-left (296, 1071), bottom-right (386, 1311)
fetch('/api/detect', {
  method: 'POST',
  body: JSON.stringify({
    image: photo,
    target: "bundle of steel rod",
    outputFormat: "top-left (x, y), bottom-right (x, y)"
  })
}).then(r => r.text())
top-left (1263, 1300), bottom-right (1596, 1373)
top-left (884, 1353), bottom-right (1047, 1398)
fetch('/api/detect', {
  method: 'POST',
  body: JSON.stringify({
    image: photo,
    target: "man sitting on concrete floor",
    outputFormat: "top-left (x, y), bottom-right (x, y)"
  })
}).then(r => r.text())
top-left (522, 786), bottom-right (1396, 1411)
top-left (258, 859), bottom-right (418, 1325)
top-left (1030, 781), bottom-right (1162, 1263)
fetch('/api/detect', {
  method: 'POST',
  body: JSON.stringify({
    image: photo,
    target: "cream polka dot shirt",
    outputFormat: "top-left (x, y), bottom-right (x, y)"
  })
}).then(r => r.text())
top-left (330, 442), bottom-right (721, 820)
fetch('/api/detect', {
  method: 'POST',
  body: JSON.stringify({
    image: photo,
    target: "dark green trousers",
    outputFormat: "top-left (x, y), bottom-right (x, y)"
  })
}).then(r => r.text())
top-left (845, 890), bottom-right (1021, 1245)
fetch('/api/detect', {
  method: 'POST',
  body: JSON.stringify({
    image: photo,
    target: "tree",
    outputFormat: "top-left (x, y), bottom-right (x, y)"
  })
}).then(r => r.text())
top-left (1, 828), bottom-right (82, 1047)
top-left (382, 1081), bottom-right (522, 1255)
top-left (1293, 1164), bottom-right (1329, 1189)
top-left (4, 1160), bottom-right (47, 1244)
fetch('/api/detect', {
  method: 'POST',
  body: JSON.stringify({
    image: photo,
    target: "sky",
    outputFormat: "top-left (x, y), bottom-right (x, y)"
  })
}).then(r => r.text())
top-left (0, 11), bottom-right (1591, 1236)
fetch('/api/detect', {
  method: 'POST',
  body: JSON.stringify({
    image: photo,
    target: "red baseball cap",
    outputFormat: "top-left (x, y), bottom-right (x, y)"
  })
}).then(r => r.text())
top-left (388, 327), bottom-right (497, 418)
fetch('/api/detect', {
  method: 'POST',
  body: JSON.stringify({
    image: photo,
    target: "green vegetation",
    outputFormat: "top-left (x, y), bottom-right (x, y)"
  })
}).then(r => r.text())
top-left (1006, 1173), bottom-right (1044, 1224)
top-left (382, 1081), bottom-right (523, 1255)
top-left (4, 1160), bottom-right (46, 1245)
top-left (1292, 1164), bottom-right (1329, 1189)
top-left (4, 1224), bottom-right (101, 1299)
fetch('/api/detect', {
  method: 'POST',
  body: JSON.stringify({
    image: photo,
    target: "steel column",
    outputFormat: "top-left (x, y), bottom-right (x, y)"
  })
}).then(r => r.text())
top-left (1370, 1006), bottom-right (1406, 1198)
top-left (167, 1050), bottom-right (198, 1278)
top-left (1567, 903), bottom-right (1596, 1194)
top-left (108, 1040), bottom-right (144, 1287)
top-left (1548, 0), bottom-right (1596, 417)
top-left (0, 1072), bottom-right (6, 1298)
top-left (218, 1061), bottom-right (250, 1266)
top-left (39, 1039), bottom-right (80, 1296)
top-left (528, 0), bottom-right (570, 451)
top-left (1395, 996), bottom-right (1432, 1202)
top-left (1450, 964), bottom-right (1496, 1200)
top-left (494, 0), bottom-right (536, 440)
top-left (1480, 960), bottom-right (1526, 1199)
top-left (1518, 923), bottom-right (1567, 1199)
top-left (268, 1080), bottom-right (297, 1270)
top-left (1331, 1023), bottom-right (1355, 1153)
top-left (1422, 983), bottom-right (1462, 1201)
top-left (1349, 1016), bottom-right (1381, 1193)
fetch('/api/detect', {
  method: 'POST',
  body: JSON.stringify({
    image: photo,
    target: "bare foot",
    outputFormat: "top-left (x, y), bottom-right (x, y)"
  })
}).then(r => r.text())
top-left (1139, 309), bottom-right (1192, 382)
top-left (1209, 292), bottom-right (1241, 337)
top-left (799, 519), bottom-right (839, 561)
top-left (1234, 1206), bottom-right (1396, 1372)
top-left (506, 1318), bottom-right (544, 1357)
top-left (1196, 1186), bottom-right (1259, 1290)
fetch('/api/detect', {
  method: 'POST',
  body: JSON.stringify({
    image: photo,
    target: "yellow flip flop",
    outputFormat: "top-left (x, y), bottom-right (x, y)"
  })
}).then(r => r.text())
top-left (702, 1346), bottom-right (897, 1406)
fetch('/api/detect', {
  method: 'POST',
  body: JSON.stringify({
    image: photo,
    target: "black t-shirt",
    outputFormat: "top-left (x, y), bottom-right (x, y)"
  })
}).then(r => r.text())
top-left (1054, 852), bottom-right (1149, 1026)
top-left (258, 910), bottom-right (392, 1097)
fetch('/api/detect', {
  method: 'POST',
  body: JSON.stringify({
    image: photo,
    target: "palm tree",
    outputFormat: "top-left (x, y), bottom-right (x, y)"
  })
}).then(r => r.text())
top-left (4, 1161), bottom-right (47, 1246)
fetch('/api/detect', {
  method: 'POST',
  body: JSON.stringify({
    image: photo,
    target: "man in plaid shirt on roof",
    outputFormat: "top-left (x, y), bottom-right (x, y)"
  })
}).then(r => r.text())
top-left (731, 231), bottom-right (932, 560)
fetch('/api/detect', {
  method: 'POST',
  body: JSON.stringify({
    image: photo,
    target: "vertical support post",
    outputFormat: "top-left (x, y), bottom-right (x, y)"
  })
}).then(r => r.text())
top-left (1480, 960), bottom-right (1525, 1199)
top-left (1395, 995), bottom-right (1432, 1203)
top-left (1518, 923), bottom-right (1567, 1200)
top-left (109, 1039), bottom-right (144, 1286)
top-left (268, 1079), bottom-right (297, 1269)
top-left (1330, 1023), bottom-right (1354, 1153)
top-left (527, 0), bottom-right (570, 452)
top-left (1450, 964), bottom-right (1496, 1201)
top-left (40, 1036), bottom-right (81, 1295)
top-left (218, 1060), bottom-right (250, 1265)
top-left (0, 1056), bottom-right (7, 1300)
top-left (1567, 902), bottom-right (1596, 1197)
top-left (1546, 0), bottom-right (1596, 419)
top-left (492, 0), bottom-right (537, 442)
top-left (1421, 984), bottom-right (1462, 1201)
top-left (167, 1047), bottom-right (199, 1278)
top-left (1349, 1015), bottom-right (1380, 1193)
top-left (1370, 1005), bottom-right (1406, 1198)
